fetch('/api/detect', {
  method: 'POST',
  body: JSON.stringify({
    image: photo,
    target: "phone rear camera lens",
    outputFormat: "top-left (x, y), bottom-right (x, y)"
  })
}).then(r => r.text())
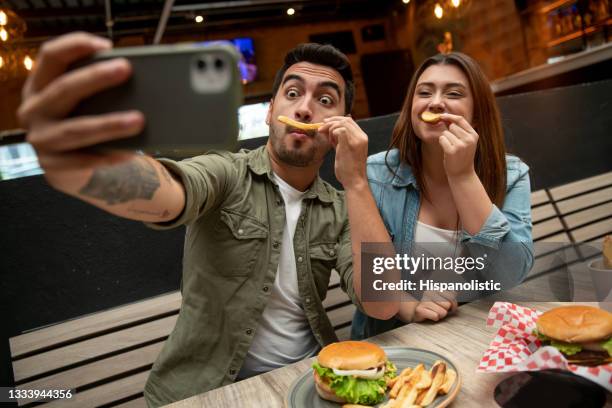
top-left (214, 58), bottom-right (224, 70)
top-left (196, 59), bottom-right (207, 70)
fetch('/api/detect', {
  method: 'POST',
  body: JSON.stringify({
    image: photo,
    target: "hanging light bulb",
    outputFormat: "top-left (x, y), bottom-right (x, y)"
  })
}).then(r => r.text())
top-left (287, 8), bottom-right (295, 16)
top-left (452, 0), bottom-right (461, 7)
top-left (0, 9), bottom-right (29, 79)
top-left (434, 3), bottom-right (444, 19)
top-left (194, 15), bottom-right (203, 23)
top-left (24, 55), bottom-right (33, 70)
top-left (402, 0), bottom-right (410, 4)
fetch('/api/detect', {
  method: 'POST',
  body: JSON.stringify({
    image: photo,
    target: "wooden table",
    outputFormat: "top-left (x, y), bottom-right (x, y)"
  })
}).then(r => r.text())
top-left (166, 273), bottom-right (611, 407)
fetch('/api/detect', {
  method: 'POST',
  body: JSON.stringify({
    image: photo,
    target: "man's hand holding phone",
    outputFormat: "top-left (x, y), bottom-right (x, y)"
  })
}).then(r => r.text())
top-left (18, 32), bottom-right (143, 190)
top-left (17, 32), bottom-right (190, 223)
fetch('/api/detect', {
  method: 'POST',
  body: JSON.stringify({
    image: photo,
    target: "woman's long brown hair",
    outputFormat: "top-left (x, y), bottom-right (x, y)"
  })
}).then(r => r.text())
top-left (387, 52), bottom-right (507, 207)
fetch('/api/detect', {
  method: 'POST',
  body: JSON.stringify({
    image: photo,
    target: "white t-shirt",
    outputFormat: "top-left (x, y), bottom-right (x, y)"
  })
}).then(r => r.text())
top-left (238, 173), bottom-right (320, 378)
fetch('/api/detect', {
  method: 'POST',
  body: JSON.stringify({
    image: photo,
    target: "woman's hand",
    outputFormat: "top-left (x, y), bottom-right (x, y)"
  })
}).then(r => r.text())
top-left (413, 299), bottom-right (457, 322)
top-left (438, 113), bottom-right (478, 180)
top-left (400, 291), bottom-right (458, 322)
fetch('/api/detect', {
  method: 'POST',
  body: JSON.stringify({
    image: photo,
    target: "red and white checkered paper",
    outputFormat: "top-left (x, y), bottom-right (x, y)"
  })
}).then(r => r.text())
top-left (477, 302), bottom-right (612, 392)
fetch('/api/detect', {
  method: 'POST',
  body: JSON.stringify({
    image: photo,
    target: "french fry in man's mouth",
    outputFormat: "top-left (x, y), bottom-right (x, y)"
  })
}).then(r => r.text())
top-left (278, 115), bottom-right (323, 130)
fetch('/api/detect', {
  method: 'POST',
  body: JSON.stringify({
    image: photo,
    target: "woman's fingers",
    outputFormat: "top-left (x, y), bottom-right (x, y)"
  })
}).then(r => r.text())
top-left (439, 133), bottom-right (454, 153)
top-left (28, 111), bottom-right (144, 153)
top-left (423, 291), bottom-right (456, 312)
top-left (442, 129), bottom-right (463, 146)
top-left (414, 305), bottom-right (438, 322)
top-left (433, 299), bottom-right (452, 310)
top-left (448, 123), bottom-right (473, 141)
top-left (440, 113), bottom-right (476, 136)
top-left (416, 302), bottom-right (448, 321)
top-left (437, 291), bottom-right (459, 312)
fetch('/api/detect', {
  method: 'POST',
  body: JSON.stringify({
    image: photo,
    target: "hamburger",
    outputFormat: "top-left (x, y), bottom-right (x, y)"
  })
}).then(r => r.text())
top-left (534, 305), bottom-right (612, 366)
top-left (312, 341), bottom-right (397, 405)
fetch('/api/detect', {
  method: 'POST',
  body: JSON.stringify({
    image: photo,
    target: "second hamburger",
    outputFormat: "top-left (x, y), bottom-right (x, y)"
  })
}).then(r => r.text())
top-left (534, 305), bottom-right (612, 366)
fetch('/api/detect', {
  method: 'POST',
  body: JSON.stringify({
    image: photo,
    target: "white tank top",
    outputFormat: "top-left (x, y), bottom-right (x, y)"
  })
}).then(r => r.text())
top-left (413, 221), bottom-right (462, 261)
top-left (414, 221), bottom-right (458, 244)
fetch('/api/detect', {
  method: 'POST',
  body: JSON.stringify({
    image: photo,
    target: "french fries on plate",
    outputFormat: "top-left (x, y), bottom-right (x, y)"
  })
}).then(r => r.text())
top-left (381, 361), bottom-right (457, 408)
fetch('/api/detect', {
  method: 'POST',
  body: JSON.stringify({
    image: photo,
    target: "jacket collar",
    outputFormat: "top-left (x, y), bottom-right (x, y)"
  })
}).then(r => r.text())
top-left (386, 149), bottom-right (419, 189)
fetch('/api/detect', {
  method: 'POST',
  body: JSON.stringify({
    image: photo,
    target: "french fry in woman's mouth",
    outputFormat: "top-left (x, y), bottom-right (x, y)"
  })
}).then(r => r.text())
top-left (278, 115), bottom-right (323, 130)
top-left (421, 111), bottom-right (441, 123)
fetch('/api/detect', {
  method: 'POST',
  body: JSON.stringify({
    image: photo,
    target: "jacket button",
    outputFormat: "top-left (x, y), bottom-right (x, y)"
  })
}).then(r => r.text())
top-left (305, 297), bottom-right (310, 304)
top-left (272, 241), bottom-right (280, 249)
top-left (297, 256), bottom-right (303, 263)
top-left (263, 286), bottom-right (269, 292)
top-left (238, 229), bottom-right (244, 235)
top-left (246, 328), bottom-right (253, 335)
top-left (329, 249), bottom-right (335, 256)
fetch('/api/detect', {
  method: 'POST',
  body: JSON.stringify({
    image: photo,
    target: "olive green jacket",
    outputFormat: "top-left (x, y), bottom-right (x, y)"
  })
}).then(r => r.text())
top-left (143, 146), bottom-right (360, 406)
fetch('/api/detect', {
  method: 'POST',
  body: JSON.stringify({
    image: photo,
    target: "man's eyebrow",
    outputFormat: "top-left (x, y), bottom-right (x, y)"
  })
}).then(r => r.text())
top-left (319, 81), bottom-right (341, 99)
top-left (281, 75), bottom-right (342, 99)
top-left (282, 74), bottom-right (304, 86)
top-left (417, 81), bottom-right (467, 89)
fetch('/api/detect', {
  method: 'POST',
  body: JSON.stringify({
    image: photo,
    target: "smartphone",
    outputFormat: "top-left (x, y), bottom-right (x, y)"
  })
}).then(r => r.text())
top-left (70, 43), bottom-right (243, 157)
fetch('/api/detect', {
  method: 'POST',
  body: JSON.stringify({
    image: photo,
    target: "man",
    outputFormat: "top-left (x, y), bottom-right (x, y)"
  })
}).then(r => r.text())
top-left (18, 33), bottom-right (400, 406)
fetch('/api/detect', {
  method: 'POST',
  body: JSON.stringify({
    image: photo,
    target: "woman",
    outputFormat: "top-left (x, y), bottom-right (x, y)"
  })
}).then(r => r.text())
top-left (350, 52), bottom-right (534, 340)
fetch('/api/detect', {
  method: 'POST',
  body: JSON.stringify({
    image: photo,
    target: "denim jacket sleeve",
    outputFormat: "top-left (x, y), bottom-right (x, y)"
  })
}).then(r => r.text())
top-left (460, 156), bottom-right (534, 287)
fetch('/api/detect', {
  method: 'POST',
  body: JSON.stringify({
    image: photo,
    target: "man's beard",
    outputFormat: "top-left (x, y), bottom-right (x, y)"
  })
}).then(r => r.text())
top-left (270, 126), bottom-right (318, 167)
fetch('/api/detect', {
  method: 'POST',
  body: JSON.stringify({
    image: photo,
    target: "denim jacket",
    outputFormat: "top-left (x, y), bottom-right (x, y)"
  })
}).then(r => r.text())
top-left (351, 149), bottom-right (534, 340)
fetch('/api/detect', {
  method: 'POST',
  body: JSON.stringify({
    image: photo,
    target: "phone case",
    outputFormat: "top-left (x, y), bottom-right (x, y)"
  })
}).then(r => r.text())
top-left (70, 43), bottom-right (243, 157)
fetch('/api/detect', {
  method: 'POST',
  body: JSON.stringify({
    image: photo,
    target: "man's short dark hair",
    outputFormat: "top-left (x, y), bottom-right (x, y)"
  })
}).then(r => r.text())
top-left (272, 43), bottom-right (354, 114)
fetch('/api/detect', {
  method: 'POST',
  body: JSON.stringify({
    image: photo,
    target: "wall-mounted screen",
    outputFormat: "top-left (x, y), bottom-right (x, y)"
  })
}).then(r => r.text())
top-left (199, 37), bottom-right (257, 83)
top-left (238, 101), bottom-right (270, 140)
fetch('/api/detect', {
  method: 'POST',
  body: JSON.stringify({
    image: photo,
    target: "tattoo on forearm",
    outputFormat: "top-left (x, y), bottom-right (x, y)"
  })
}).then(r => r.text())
top-left (79, 158), bottom-right (161, 205)
top-left (128, 207), bottom-right (171, 218)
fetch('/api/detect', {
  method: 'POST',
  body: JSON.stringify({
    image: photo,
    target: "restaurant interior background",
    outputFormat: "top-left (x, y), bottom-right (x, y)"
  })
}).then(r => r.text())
top-left (0, 0), bottom-right (611, 403)
top-left (1, 0), bottom-right (611, 132)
